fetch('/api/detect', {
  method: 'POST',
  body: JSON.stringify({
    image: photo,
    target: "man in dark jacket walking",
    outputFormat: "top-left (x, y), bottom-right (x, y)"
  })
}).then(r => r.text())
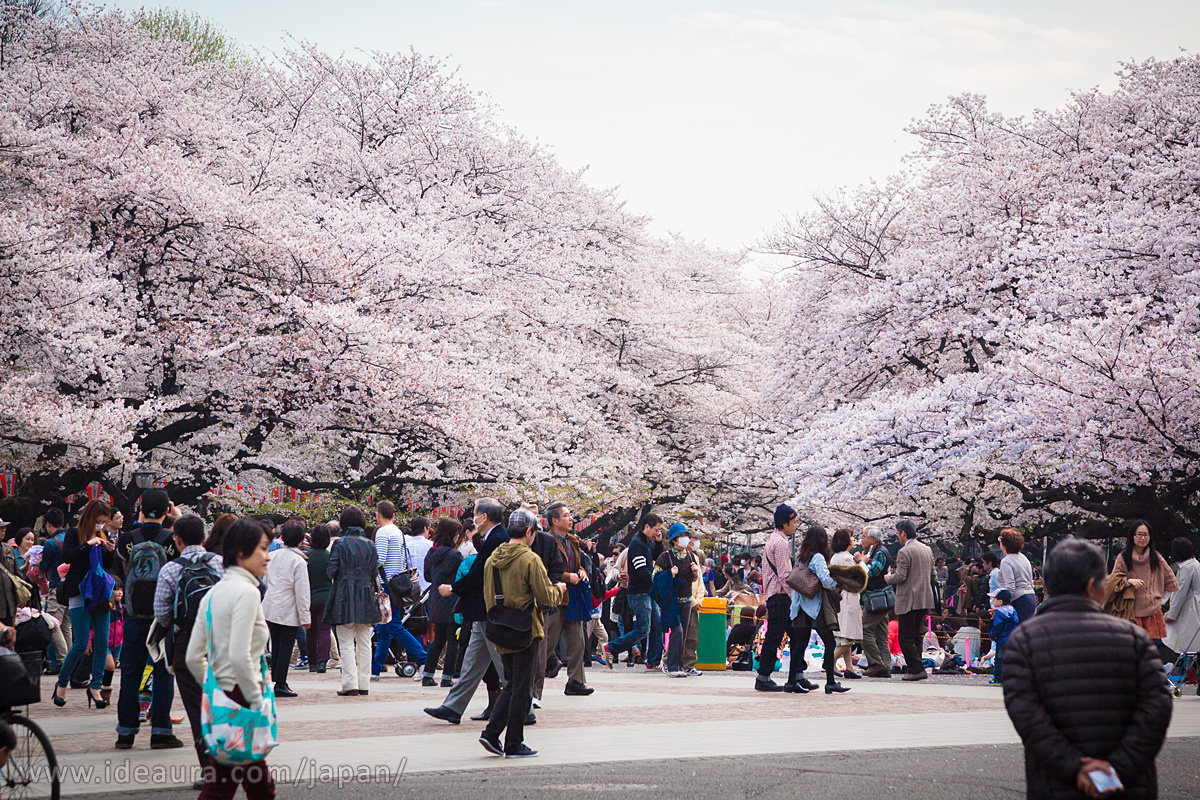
top-left (602, 513), bottom-right (661, 666)
top-left (1004, 538), bottom-right (1172, 799)
top-left (424, 497), bottom-right (508, 725)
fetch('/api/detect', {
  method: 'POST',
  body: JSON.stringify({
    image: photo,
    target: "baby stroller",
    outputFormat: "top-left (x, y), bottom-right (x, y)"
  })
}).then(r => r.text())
top-left (383, 586), bottom-right (430, 678)
top-left (1167, 651), bottom-right (1197, 698)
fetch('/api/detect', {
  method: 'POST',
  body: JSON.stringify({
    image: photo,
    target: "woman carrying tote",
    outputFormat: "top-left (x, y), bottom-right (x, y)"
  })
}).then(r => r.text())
top-left (52, 499), bottom-right (118, 709)
top-left (787, 525), bottom-right (850, 695)
top-left (325, 506), bottom-right (381, 697)
top-left (186, 518), bottom-right (276, 800)
top-left (1111, 519), bottom-right (1178, 641)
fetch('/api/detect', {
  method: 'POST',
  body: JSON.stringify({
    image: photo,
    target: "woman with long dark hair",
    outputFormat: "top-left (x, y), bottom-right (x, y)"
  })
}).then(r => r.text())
top-left (787, 525), bottom-right (849, 694)
top-left (203, 513), bottom-right (238, 556)
top-left (829, 528), bottom-right (862, 679)
top-left (52, 498), bottom-right (117, 708)
top-left (423, 518), bottom-right (464, 687)
top-left (1111, 519), bottom-right (1177, 641)
top-left (306, 524), bottom-right (334, 673)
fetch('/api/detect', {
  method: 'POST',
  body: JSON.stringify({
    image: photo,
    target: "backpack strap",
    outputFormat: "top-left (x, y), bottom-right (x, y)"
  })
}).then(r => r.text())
top-left (491, 561), bottom-right (505, 608)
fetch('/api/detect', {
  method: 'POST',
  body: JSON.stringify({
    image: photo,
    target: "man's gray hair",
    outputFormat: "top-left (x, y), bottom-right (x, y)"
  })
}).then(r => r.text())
top-left (863, 526), bottom-right (882, 541)
top-left (474, 497), bottom-right (504, 524)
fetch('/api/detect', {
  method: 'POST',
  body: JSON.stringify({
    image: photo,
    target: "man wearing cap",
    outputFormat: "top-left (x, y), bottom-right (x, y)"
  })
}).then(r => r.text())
top-left (478, 508), bottom-right (567, 759)
top-left (885, 519), bottom-right (938, 681)
top-left (987, 588), bottom-right (1019, 686)
top-left (114, 488), bottom-right (183, 750)
top-left (756, 504), bottom-right (802, 692)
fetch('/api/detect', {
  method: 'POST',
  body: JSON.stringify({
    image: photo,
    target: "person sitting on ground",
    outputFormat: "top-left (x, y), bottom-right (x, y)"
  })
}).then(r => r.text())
top-left (1004, 538), bottom-right (1172, 799)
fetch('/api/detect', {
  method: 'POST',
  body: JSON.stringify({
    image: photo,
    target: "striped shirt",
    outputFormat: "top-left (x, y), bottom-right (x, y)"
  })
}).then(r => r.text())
top-left (375, 524), bottom-right (410, 578)
top-left (762, 529), bottom-right (793, 598)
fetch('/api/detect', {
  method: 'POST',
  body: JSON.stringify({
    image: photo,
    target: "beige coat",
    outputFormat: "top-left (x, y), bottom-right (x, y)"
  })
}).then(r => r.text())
top-left (886, 538), bottom-right (937, 615)
top-left (261, 546), bottom-right (312, 627)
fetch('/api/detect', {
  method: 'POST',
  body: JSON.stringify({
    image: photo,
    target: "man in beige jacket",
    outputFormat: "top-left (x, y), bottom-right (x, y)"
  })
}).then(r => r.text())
top-left (885, 520), bottom-right (938, 681)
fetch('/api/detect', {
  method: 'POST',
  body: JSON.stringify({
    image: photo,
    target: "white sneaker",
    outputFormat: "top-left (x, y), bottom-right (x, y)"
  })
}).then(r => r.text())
top-left (412, 671), bottom-right (423, 681)
top-left (531, 698), bottom-right (542, 709)
top-left (686, 668), bottom-right (702, 676)
top-left (669, 670), bottom-right (688, 678)
top-left (661, 662), bottom-right (669, 675)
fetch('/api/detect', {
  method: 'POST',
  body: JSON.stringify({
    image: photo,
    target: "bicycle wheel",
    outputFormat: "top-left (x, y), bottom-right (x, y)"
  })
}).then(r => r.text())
top-left (0, 713), bottom-right (60, 800)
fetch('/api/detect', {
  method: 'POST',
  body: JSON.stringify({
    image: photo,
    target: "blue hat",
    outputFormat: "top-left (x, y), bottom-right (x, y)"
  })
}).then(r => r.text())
top-left (773, 504), bottom-right (797, 530)
top-left (990, 588), bottom-right (1013, 603)
top-left (667, 522), bottom-right (689, 541)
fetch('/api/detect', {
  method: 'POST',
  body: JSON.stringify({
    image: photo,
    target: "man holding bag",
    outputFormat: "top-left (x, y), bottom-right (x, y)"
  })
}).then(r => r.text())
top-left (859, 527), bottom-right (894, 678)
top-left (479, 509), bottom-right (566, 759)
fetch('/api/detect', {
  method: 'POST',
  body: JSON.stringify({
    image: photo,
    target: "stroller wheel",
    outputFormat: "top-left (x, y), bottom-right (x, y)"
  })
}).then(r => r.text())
top-left (1173, 686), bottom-right (1182, 699)
top-left (401, 663), bottom-right (417, 678)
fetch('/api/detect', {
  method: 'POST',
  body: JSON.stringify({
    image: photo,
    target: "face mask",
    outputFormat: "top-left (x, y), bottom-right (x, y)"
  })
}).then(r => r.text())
top-left (95, 523), bottom-right (105, 532)
top-left (676, 537), bottom-right (690, 549)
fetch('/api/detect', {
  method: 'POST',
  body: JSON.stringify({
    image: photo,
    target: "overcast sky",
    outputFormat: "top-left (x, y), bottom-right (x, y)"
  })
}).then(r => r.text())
top-left (115, 1), bottom-right (1196, 257)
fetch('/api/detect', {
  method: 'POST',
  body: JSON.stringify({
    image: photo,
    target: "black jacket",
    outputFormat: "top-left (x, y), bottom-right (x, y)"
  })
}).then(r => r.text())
top-left (60, 527), bottom-right (117, 600)
top-left (453, 525), bottom-right (509, 623)
top-left (423, 545), bottom-right (464, 625)
top-left (1004, 594), bottom-right (1172, 800)
top-left (531, 531), bottom-right (566, 588)
top-left (626, 533), bottom-right (653, 595)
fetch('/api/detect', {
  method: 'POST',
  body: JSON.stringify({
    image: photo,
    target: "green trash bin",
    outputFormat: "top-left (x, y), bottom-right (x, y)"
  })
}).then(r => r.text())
top-left (696, 597), bottom-right (728, 670)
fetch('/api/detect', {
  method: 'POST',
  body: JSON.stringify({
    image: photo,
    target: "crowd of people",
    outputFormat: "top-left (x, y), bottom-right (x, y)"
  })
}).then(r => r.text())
top-left (0, 495), bottom-right (1197, 798)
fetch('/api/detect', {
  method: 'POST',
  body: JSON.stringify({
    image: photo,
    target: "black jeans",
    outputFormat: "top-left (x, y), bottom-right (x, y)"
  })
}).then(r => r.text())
top-left (267, 622), bottom-right (298, 687)
top-left (173, 630), bottom-right (211, 772)
top-left (757, 594), bottom-right (791, 678)
top-left (897, 609), bottom-right (930, 675)
top-left (424, 622), bottom-right (459, 679)
top-left (483, 639), bottom-right (539, 754)
top-left (789, 609), bottom-right (836, 684)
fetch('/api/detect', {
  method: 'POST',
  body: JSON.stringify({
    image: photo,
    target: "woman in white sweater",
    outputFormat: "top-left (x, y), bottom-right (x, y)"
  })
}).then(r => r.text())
top-left (260, 520), bottom-right (311, 698)
top-left (186, 518), bottom-right (276, 800)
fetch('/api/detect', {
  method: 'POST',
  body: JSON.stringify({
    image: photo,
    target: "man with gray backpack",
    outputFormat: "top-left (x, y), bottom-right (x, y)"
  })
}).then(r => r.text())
top-left (155, 514), bottom-right (223, 788)
top-left (114, 488), bottom-right (182, 751)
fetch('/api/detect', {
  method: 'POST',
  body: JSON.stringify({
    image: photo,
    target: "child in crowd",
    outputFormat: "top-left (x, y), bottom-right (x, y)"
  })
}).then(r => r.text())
top-left (988, 588), bottom-right (1019, 686)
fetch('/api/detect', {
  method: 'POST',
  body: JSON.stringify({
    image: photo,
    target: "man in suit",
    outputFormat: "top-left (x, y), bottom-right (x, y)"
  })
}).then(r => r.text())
top-left (423, 497), bottom-right (509, 724)
top-left (885, 519), bottom-right (938, 681)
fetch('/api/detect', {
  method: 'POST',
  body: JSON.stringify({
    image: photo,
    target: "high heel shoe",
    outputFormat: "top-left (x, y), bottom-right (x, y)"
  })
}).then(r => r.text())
top-left (52, 685), bottom-right (67, 707)
top-left (87, 688), bottom-right (109, 709)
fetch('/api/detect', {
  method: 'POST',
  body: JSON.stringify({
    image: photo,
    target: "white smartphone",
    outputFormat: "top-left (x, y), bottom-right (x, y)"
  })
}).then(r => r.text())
top-left (1088, 769), bottom-right (1123, 793)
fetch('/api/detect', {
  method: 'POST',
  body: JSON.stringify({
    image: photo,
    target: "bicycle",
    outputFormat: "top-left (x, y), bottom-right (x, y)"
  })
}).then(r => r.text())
top-left (1, 650), bottom-right (59, 800)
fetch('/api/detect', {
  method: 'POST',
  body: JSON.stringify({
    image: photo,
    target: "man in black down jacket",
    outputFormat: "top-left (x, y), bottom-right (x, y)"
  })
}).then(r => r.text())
top-left (1004, 538), bottom-right (1172, 799)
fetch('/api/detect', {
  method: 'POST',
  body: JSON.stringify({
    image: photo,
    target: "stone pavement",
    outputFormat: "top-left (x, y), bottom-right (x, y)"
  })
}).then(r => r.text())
top-left (24, 664), bottom-right (1200, 796)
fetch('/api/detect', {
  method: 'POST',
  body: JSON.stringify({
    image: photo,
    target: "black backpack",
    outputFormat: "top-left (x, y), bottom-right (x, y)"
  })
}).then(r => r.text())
top-left (172, 553), bottom-right (221, 634)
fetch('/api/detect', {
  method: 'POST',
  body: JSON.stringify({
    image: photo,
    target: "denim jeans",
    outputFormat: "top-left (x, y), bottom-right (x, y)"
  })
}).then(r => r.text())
top-left (607, 593), bottom-right (652, 657)
top-left (372, 615), bottom-right (426, 674)
top-left (117, 614), bottom-right (175, 737)
top-left (646, 600), bottom-right (663, 667)
top-left (57, 604), bottom-right (109, 691)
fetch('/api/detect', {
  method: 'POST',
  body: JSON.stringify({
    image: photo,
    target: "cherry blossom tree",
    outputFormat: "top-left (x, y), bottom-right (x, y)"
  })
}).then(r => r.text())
top-left (0, 7), bottom-right (763, 519)
top-left (743, 55), bottom-right (1200, 542)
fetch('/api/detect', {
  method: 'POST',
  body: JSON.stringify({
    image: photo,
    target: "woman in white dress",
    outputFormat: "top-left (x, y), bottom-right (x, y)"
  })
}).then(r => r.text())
top-left (830, 528), bottom-right (863, 678)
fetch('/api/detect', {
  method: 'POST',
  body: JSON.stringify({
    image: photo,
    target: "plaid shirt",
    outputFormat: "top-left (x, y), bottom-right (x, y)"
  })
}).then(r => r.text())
top-left (762, 530), bottom-right (793, 599)
top-left (154, 545), bottom-right (225, 629)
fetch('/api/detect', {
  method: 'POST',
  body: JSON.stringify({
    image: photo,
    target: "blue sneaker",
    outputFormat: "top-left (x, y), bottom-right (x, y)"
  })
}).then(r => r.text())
top-left (506, 745), bottom-right (538, 758)
top-left (479, 735), bottom-right (504, 756)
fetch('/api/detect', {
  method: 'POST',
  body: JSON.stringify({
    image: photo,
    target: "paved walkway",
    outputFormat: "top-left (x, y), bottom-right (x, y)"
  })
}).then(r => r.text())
top-left (25, 666), bottom-right (1200, 796)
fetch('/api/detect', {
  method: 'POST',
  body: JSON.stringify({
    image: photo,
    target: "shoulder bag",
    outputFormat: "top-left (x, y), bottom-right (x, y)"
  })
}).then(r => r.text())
top-left (199, 601), bottom-right (278, 765)
top-left (484, 562), bottom-right (533, 650)
top-left (381, 535), bottom-right (421, 608)
top-left (769, 551), bottom-right (819, 599)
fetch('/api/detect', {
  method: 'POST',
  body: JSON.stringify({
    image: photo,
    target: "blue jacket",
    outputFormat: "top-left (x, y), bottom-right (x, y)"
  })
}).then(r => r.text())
top-left (991, 603), bottom-right (1019, 646)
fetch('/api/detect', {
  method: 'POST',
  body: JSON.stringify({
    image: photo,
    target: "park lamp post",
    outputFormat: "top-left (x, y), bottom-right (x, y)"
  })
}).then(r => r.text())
top-left (132, 470), bottom-right (157, 490)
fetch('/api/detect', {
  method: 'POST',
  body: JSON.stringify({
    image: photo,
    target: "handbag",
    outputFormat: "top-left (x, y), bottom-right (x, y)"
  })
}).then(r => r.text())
top-left (770, 551), bottom-right (820, 599)
top-left (81, 545), bottom-right (115, 612)
top-left (199, 600), bottom-right (279, 765)
top-left (381, 535), bottom-right (422, 608)
top-left (862, 585), bottom-right (896, 613)
top-left (565, 580), bottom-right (592, 622)
top-left (376, 589), bottom-right (393, 625)
top-left (0, 646), bottom-right (40, 706)
top-left (484, 562), bottom-right (533, 651)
